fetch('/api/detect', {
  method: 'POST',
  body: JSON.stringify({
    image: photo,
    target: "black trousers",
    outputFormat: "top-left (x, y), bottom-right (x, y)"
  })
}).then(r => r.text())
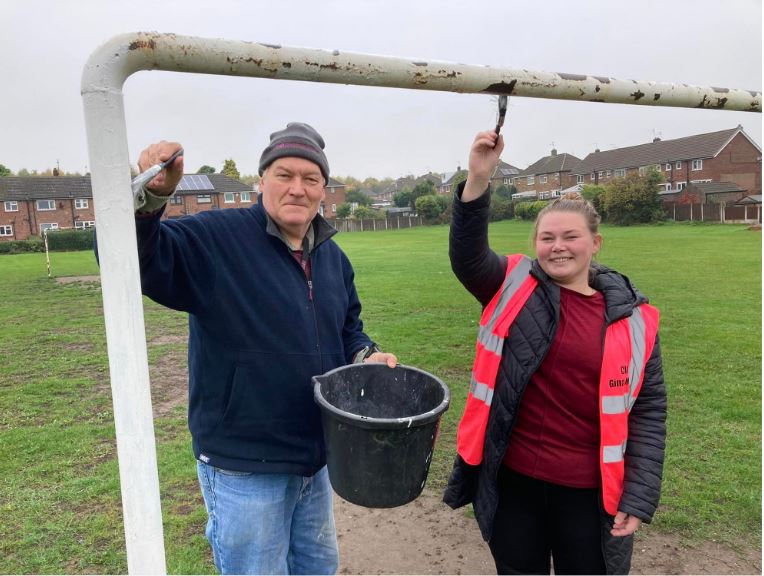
top-left (488, 467), bottom-right (607, 575)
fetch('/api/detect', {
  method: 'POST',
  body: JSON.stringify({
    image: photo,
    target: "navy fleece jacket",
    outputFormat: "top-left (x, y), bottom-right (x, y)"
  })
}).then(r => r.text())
top-left (133, 201), bottom-right (373, 475)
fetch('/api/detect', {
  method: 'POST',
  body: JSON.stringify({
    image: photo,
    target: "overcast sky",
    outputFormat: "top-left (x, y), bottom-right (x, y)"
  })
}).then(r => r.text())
top-left (1, 0), bottom-right (761, 180)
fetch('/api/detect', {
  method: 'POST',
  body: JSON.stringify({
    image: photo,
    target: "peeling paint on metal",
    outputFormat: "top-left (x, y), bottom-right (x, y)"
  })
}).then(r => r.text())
top-left (594, 76), bottom-right (610, 84)
top-left (128, 39), bottom-right (156, 51)
top-left (559, 72), bottom-right (587, 81)
top-left (715, 97), bottom-right (728, 108)
top-left (595, 85), bottom-right (601, 92)
top-left (413, 61), bottom-right (428, 66)
top-left (653, 93), bottom-right (661, 101)
top-left (631, 90), bottom-right (645, 101)
top-left (711, 86), bottom-right (730, 93)
top-left (482, 79), bottom-right (518, 94)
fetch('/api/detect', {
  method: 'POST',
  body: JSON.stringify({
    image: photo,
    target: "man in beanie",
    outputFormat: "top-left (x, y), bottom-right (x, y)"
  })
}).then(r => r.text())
top-left (127, 122), bottom-right (397, 575)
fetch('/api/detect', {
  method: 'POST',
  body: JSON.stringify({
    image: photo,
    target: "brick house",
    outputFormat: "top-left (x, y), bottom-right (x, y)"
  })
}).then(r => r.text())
top-left (0, 176), bottom-right (96, 241)
top-left (490, 160), bottom-right (522, 191)
top-left (322, 177), bottom-right (347, 218)
top-left (512, 150), bottom-right (581, 200)
top-left (0, 173), bottom-right (253, 241)
top-left (163, 173), bottom-right (254, 218)
top-left (570, 126), bottom-right (762, 202)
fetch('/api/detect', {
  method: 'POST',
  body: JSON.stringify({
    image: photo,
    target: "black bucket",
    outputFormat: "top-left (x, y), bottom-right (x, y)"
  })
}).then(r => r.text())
top-left (313, 363), bottom-right (450, 508)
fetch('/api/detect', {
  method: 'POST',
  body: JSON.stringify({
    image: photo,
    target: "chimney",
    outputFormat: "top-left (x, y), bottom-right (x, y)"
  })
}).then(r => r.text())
top-left (551, 148), bottom-right (557, 156)
top-left (653, 137), bottom-right (661, 143)
top-left (595, 148), bottom-right (600, 153)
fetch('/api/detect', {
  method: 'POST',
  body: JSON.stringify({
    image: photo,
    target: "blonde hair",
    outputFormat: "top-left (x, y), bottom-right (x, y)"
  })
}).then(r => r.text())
top-left (533, 191), bottom-right (601, 238)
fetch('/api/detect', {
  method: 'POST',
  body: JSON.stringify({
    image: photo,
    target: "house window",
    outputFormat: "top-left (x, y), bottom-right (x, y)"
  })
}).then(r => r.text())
top-left (74, 198), bottom-right (89, 209)
top-left (36, 199), bottom-right (55, 211)
top-left (654, 164), bottom-right (661, 172)
top-left (331, 204), bottom-right (337, 212)
top-left (665, 163), bottom-right (672, 171)
top-left (40, 223), bottom-right (59, 232)
top-left (691, 159), bottom-right (703, 171)
top-left (576, 175), bottom-right (584, 184)
top-left (675, 161), bottom-right (682, 170)
top-left (690, 179), bottom-right (712, 184)
top-left (638, 166), bottom-right (647, 176)
top-left (240, 191), bottom-right (251, 203)
top-left (197, 194), bottom-right (212, 204)
top-left (540, 175), bottom-right (547, 184)
top-left (676, 182), bottom-right (686, 191)
top-left (598, 171), bottom-right (605, 178)
top-left (661, 183), bottom-right (672, 192)
top-left (606, 170), bottom-right (611, 178)
top-left (503, 178), bottom-right (510, 185)
top-left (4, 201), bottom-right (18, 212)
top-left (527, 176), bottom-right (535, 185)
top-left (169, 195), bottom-right (183, 205)
top-left (0, 224), bottom-right (12, 236)
top-left (75, 220), bottom-right (95, 229)
top-left (539, 191), bottom-right (550, 200)
top-left (590, 173), bottom-right (596, 180)
top-left (614, 168), bottom-right (626, 177)
top-left (224, 192), bottom-right (235, 204)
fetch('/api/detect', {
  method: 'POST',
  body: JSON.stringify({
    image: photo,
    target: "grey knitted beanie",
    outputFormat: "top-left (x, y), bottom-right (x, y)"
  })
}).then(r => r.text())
top-left (258, 122), bottom-right (330, 182)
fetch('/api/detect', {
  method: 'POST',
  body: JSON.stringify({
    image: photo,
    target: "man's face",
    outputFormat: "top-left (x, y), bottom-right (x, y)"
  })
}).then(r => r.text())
top-left (260, 157), bottom-right (326, 236)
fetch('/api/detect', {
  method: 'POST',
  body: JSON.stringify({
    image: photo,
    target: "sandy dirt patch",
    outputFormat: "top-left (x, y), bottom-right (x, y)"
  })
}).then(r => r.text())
top-left (335, 492), bottom-right (761, 575)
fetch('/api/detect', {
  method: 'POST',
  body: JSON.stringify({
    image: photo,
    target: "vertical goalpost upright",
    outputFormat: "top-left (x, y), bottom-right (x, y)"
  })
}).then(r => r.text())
top-left (80, 32), bottom-right (761, 575)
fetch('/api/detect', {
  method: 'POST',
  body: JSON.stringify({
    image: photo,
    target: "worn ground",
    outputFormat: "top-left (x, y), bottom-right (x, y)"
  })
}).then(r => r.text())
top-left (334, 493), bottom-right (761, 575)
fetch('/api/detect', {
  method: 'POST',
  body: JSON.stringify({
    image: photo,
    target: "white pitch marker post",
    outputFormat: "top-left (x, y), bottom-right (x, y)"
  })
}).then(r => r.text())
top-left (80, 32), bottom-right (761, 574)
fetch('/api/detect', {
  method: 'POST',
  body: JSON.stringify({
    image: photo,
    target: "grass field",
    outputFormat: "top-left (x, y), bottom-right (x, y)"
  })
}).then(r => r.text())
top-left (0, 220), bottom-right (760, 573)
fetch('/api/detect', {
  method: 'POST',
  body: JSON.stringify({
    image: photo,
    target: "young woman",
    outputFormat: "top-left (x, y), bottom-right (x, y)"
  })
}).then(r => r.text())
top-left (443, 130), bottom-right (666, 575)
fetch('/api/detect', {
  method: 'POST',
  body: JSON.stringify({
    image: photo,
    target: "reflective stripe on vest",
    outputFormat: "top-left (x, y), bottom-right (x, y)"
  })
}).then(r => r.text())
top-left (600, 303), bottom-right (660, 515)
top-left (456, 254), bottom-right (538, 465)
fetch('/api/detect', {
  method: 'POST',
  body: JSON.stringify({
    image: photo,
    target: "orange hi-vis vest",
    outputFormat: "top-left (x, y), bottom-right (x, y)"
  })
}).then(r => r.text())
top-left (456, 254), bottom-right (660, 515)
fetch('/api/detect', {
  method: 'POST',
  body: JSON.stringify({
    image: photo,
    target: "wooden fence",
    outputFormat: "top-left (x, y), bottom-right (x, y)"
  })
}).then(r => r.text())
top-left (664, 203), bottom-right (762, 223)
top-left (326, 216), bottom-right (424, 232)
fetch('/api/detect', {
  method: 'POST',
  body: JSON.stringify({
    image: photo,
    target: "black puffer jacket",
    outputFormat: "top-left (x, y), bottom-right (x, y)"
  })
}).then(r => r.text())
top-left (443, 186), bottom-right (667, 575)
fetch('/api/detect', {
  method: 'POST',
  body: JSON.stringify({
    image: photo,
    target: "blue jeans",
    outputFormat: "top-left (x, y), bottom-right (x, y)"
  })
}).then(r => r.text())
top-left (196, 461), bottom-right (338, 575)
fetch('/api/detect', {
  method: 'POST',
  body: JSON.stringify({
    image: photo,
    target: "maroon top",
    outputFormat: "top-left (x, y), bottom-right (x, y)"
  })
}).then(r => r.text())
top-left (503, 286), bottom-right (606, 488)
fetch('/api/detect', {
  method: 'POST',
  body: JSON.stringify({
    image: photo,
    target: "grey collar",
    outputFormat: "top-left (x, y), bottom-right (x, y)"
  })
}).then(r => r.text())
top-left (264, 211), bottom-right (336, 255)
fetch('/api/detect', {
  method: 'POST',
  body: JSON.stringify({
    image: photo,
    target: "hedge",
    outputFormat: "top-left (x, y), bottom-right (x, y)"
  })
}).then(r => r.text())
top-left (0, 228), bottom-right (95, 255)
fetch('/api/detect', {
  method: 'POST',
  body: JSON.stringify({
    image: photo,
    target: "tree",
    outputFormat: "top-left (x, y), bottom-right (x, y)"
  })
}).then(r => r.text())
top-left (393, 189), bottom-right (413, 208)
top-left (494, 184), bottom-right (516, 200)
top-left (415, 194), bottom-right (447, 221)
top-left (450, 170), bottom-right (468, 195)
top-left (581, 184), bottom-right (607, 218)
top-left (410, 179), bottom-right (436, 209)
top-left (221, 159), bottom-right (241, 180)
top-left (602, 170), bottom-right (665, 225)
top-left (336, 203), bottom-right (352, 218)
top-left (345, 189), bottom-right (372, 206)
top-left (352, 206), bottom-right (382, 220)
top-left (197, 165), bottom-right (216, 174)
top-left (0, 164), bottom-right (11, 177)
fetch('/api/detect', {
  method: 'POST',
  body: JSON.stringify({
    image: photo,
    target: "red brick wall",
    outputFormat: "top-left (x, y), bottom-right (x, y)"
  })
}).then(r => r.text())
top-left (323, 186), bottom-right (346, 218)
top-left (513, 171), bottom-right (578, 197)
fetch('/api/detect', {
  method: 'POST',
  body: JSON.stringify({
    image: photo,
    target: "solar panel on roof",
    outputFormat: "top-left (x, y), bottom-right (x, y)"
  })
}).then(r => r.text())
top-left (177, 174), bottom-right (213, 191)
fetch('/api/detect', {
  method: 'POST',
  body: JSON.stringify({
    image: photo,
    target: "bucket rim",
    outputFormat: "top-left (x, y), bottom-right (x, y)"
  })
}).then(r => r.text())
top-left (312, 363), bottom-right (450, 430)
